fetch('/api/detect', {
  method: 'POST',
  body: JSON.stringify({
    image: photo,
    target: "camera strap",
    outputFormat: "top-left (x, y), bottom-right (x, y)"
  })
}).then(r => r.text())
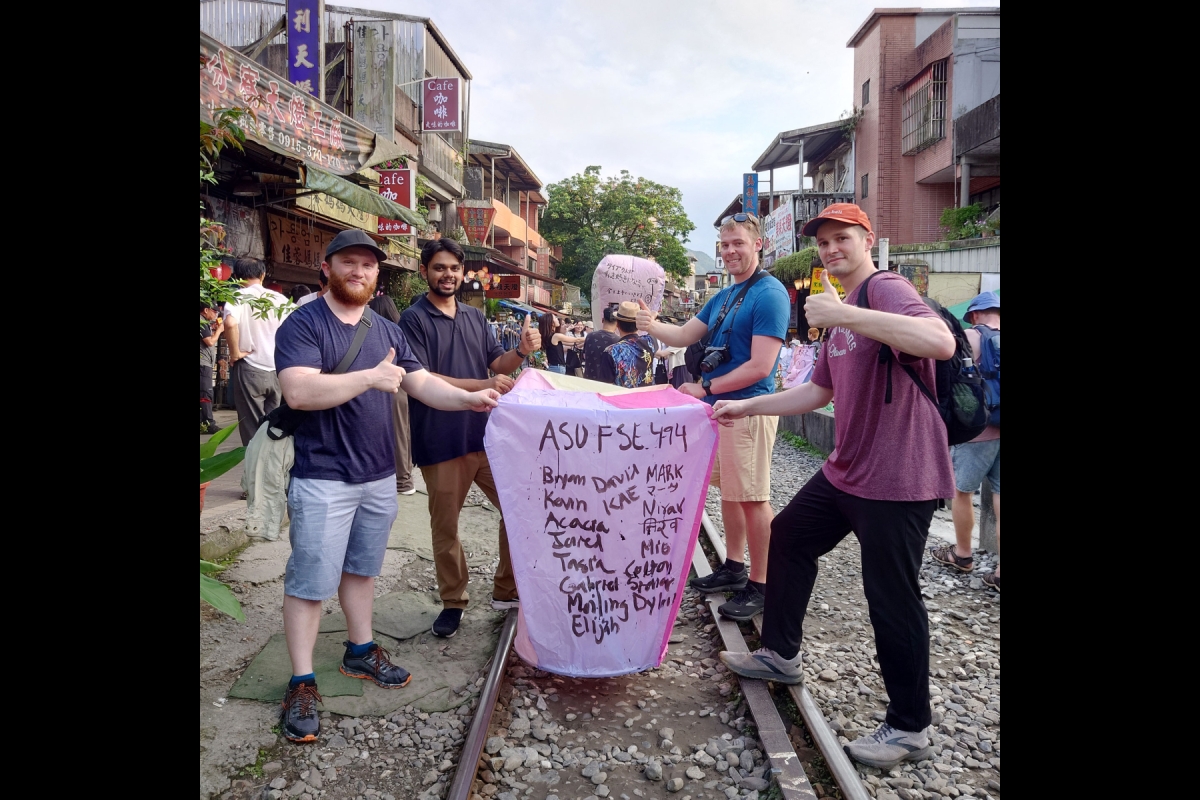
top-left (710, 270), bottom-right (765, 343)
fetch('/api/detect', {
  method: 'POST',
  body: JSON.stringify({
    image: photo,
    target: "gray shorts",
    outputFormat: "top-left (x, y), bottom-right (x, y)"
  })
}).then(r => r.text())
top-left (284, 475), bottom-right (398, 601)
top-left (951, 439), bottom-right (1000, 494)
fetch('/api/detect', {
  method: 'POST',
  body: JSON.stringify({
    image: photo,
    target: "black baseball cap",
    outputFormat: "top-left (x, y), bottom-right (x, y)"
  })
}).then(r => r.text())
top-left (325, 229), bottom-right (387, 263)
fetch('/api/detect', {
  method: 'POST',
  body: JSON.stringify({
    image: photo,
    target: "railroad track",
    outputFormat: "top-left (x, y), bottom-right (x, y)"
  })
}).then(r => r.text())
top-left (445, 511), bottom-right (870, 800)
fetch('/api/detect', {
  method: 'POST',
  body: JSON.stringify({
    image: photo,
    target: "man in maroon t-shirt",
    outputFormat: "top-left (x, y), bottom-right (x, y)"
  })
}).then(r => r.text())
top-left (711, 204), bottom-right (955, 770)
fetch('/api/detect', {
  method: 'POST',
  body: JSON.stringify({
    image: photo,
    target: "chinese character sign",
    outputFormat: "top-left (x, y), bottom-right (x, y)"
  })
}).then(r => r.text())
top-left (457, 202), bottom-right (496, 245)
top-left (537, 247), bottom-right (551, 276)
top-left (353, 21), bottom-right (395, 138)
top-left (423, 78), bottom-right (461, 132)
top-left (201, 32), bottom-right (374, 176)
top-left (287, 0), bottom-right (323, 98)
top-left (486, 275), bottom-right (522, 299)
top-left (267, 213), bottom-right (334, 270)
top-left (742, 173), bottom-right (758, 215)
top-left (377, 170), bottom-right (413, 235)
top-left (809, 267), bottom-right (846, 300)
top-left (484, 371), bottom-right (719, 677)
top-left (773, 197), bottom-right (795, 259)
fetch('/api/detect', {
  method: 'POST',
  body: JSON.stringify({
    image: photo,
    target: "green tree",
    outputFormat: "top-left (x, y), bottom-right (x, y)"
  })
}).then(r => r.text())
top-left (541, 166), bottom-right (695, 297)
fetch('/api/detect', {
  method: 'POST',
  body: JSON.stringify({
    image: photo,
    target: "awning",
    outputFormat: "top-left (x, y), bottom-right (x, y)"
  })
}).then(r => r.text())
top-left (462, 244), bottom-right (563, 285)
top-left (498, 300), bottom-right (538, 317)
top-left (304, 166), bottom-right (424, 228)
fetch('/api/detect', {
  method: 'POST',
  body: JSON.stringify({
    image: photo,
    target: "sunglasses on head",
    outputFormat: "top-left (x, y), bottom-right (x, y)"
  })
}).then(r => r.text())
top-left (721, 213), bottom-right (758, 225)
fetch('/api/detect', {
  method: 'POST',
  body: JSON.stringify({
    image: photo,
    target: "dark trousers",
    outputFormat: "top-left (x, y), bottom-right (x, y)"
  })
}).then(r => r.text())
top-left (200, 363), bottom-right (215, 425)
top-left (761, 468), bottom-right (936, 732)
top-left (230, 360), bottom-right (281, 446)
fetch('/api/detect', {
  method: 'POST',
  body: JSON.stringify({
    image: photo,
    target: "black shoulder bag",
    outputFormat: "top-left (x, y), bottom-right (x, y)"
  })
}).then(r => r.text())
top-left (685, 271), bottom-right (767, 377)
top-left (263, 308), bottom-right (375, 441)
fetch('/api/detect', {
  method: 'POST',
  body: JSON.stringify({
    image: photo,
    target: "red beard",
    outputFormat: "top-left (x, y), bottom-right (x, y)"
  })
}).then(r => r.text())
top-left (327, 268), bottom-right (377, 307)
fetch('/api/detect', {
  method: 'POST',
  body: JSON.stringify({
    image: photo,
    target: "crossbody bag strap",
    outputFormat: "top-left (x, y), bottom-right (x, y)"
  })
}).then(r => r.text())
top-left (711, 270), bottom-right (766, 337)
top-left (332, 307), bottom-right (374, 375)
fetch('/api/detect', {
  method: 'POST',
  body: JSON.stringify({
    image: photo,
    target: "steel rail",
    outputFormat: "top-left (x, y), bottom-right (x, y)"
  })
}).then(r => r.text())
top-left (698, 511), bottom-right (870, 800)
top-left (690, 538), bottom-right (816, 800)
top-left (446, 608), bottom-right (519, 800)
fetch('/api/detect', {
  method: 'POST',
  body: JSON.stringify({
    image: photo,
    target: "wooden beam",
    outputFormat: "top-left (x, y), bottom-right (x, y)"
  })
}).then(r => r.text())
top-left (238, 14), bottom-right (286, 60)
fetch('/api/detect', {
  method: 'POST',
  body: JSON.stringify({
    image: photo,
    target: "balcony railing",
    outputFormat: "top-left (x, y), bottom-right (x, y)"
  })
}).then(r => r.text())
top-left (794, 192), bottom-right (856, 224)
top-left (420, 132), bottom-right (464, 193)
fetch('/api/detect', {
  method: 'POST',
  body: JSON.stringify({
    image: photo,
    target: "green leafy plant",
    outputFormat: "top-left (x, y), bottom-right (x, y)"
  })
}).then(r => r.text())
top-left (387, 270), bottom-right (430, 314)
top-left (200, 421), bottom-right (244, 485)
top-left (541, 166), bottom-right (696, 295)
top-left (940, 204), bottom-right (986, 241)
top-left (200, 105), bottom-right (292, 326)
top-left (200, 559), bottom-right (245, 621)
top-left (769, 247), bottom-right (818, 285)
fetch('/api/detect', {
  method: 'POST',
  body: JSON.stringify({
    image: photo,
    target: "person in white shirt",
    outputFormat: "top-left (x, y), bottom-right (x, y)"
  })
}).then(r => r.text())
top-left (296, 269), bottom-right (327, 306)
top-left (222, 258), bottom-right (291, 445)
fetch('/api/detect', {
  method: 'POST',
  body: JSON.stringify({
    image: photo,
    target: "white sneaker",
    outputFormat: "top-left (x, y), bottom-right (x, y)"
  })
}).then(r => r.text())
top-left (490, 596), bottom-right (520, 611)
top-left (844, 723), bottom-right (932, 769)
top-left (718, 647), bottom-right (802, 684)
top-left (398, 486), bottom-right (417, 496)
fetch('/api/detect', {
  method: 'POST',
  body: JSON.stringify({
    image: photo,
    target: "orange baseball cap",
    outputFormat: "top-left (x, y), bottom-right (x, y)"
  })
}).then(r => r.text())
top-left (801, 203), bottom-right (873, 236)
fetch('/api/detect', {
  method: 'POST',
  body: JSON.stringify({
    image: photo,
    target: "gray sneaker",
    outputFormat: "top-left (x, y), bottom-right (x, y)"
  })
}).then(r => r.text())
top-left (719, 647), bottom-right (803, 684)
top-left (844, 723), bottom-right (932, 769)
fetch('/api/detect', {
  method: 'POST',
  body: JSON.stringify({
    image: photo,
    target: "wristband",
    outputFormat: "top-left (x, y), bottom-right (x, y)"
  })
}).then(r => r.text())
top-left (516, 347), bottom-right (529, 358)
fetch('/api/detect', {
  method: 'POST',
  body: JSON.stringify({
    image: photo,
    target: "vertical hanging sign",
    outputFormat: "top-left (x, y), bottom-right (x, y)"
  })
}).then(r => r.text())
top-left (422, 78), bottom-right (461, 132)
top-left (287, 0), bottom-right (324, 99)
top-left (377, 169), bottom-right (413, 235)
top-left (742, 173), bottom-right (758, 215)
top-left (352, 21), bottom-right (395, 139)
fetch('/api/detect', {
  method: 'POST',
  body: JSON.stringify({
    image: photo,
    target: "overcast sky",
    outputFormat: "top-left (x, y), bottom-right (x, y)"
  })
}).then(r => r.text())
top-left (348, 0), bottom-right (998, 256)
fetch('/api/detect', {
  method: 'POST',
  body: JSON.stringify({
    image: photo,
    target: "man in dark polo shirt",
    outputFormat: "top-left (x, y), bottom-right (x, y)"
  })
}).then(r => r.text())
top-left (399, 238), bottom-right (542, 637)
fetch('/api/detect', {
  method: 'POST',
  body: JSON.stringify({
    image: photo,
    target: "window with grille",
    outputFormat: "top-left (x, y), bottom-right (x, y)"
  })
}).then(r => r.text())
top-left (862, 79), bottom-right (870, 106)
top-left (861, 174), bottom-right (869, 199)
top-left (901, 60), bottom-right (947, 155)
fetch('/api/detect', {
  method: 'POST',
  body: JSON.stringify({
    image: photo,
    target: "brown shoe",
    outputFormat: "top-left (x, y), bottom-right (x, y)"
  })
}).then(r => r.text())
top-left (931, 545), bottom-right (974, 573)
top-left (981, 572), bottom-right (1000, 592)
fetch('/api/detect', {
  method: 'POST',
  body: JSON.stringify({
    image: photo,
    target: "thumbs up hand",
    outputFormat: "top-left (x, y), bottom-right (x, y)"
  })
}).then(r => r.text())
top-left (804, 271), bottom-right (846, 330)
top-left (521, 314), bottom-right (541, 353)
top-left (371, 347), bottom-right (407, 393)
top-left (635, 299), bottom-right (657, 333)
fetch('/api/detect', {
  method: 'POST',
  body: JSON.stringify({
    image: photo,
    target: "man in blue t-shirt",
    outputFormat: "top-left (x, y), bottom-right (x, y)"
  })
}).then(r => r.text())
top-left (272, 230), bottom-right (500, 745)
top-left (637, 213), bottom-right (789, 621)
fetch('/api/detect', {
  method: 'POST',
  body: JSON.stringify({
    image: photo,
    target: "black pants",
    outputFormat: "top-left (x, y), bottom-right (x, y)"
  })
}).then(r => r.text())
top-left (200, 363), bottom-right (215, 425)
top-left (761, 468), bottom-right (936, 732)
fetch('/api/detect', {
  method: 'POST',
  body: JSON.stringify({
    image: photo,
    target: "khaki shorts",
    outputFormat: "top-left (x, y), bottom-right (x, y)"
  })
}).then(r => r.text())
top-left (709, 414), bottom-right (778, 502)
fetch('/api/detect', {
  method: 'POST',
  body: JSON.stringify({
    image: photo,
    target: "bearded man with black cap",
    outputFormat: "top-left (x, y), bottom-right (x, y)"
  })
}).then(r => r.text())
top-left (271, 230), bottom-right (501, 744)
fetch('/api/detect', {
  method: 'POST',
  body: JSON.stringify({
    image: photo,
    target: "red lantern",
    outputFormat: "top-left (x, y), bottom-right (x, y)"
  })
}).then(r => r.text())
top-left (209, 265), bottom-right (232, 281)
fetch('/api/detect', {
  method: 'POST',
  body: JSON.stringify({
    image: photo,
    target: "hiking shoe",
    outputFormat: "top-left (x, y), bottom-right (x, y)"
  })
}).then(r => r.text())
top-left (844, 723), bottom-right (932, 769)
top-left (689, 563), bottom-right (748, 594)
top-left (432, 608), bottom-right (463, 638)
top-left (719, 583), bottom-right (765, 621)
top-left (201, 422), bottom-right (223, 435)
top-left (280, 681), bottom-right (323, 743)
top-left (719, 647), bottom-right (802, 684)
top-left (930, 545), bottom-right (974, 573)
top-left (982, 572), bottom-right (1000, 592)
top-left (491, 596), bottom-right (520, 611)
top-left (340, 642), bottom-right (412, 688)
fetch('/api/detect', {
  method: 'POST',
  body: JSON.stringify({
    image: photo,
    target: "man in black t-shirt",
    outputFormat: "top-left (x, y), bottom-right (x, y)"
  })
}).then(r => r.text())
top-left (582, 305), bottom-right (620, 382)
top-left (400, 238), bottom-right (541, 639)
top-left (273, 230), bottom-right (500, 745)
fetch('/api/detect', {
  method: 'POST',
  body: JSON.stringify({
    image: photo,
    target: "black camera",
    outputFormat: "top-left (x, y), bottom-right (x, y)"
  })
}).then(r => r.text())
top-left (699, 345), bottom-right (730, 373)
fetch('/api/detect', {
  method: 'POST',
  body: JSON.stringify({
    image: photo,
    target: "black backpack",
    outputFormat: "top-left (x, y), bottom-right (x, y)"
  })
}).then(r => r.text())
top-left (856, 272), bottom-right (988, 446)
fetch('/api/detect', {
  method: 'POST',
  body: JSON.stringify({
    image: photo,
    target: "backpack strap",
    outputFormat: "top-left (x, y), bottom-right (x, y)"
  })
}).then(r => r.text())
top-left (854, 271), bottom-right (938, 408)
top-left (333, 307), bottom-right (374, 375)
